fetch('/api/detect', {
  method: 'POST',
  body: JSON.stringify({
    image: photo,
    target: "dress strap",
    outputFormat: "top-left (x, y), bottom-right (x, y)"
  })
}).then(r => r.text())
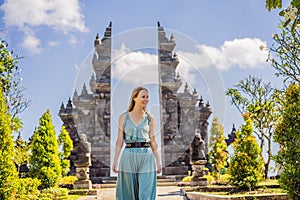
top-left (145, 111), bottom-right (152, 141)
top-left (123, 111), bottom-right (129, 139)
top-left (145, 111), bottom-right (151, 125)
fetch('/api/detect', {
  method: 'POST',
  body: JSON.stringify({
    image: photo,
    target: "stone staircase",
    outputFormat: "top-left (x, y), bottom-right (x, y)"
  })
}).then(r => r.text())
top-left (99, 175), bottom-right (185, 188)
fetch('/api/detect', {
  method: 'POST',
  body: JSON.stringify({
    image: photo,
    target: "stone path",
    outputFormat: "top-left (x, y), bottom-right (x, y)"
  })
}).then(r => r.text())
top-left (78, 186), bottom-right (184, 200)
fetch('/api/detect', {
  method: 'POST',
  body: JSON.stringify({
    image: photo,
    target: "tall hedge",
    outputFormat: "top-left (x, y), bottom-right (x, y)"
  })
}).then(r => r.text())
top-left (208, 117), bottom-right (228, 182)
top-left (274, 83), bottom-right (300, 199)
top-left (0, 87), bottom-right (18, 199)
top-left (29, 109), bottom-right (61, 189)
top-left (58, 125), bottom-right (73, 176)
top-left (228, 113), bottom-right (263, 190)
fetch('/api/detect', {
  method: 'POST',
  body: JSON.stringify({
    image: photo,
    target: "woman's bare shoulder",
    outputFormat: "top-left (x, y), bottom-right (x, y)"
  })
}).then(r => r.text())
top-left (146, 112), bottom-right (156, 122)
top-left (118, 113), bottom-right (126, 122)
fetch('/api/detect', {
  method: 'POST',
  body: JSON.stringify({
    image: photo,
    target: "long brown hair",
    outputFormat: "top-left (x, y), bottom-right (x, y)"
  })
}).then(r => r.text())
top-left (128, 87), bottom-right (148, 112)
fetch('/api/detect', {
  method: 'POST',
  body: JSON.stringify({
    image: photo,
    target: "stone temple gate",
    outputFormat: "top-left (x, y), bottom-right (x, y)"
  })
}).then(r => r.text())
top-left (59, 22), bottom-right (212, 182)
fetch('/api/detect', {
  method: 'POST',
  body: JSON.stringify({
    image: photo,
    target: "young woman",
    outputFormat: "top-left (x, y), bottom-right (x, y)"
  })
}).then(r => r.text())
top-left (112, 87), bottom-right (162, 200)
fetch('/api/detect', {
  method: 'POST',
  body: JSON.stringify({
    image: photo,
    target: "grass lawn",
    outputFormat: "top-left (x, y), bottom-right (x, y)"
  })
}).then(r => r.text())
top-left (203, 188), bottom-right (287, 196)
top-left (202, 179), bottom-right (287, 196)
top-left (68, 194), bottom-right (87, 200)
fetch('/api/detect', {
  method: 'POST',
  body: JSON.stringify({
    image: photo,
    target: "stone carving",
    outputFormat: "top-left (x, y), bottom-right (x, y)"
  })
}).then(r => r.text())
top-left (72, 134), bottom-right (92, 167)
top-left (190, 129), bottom-right (208, 186)
top-left (190, 130), bottom-right (206, 164)
top-left (72, 134), bottom-right (92, 189)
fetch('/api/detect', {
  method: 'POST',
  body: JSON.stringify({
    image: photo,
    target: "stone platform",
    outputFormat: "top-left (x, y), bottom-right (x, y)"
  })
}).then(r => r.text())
top-left (77, 186), bottom-right (184, 200)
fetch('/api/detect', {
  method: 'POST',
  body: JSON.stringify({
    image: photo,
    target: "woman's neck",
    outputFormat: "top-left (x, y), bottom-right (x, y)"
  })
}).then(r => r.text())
top-left (131, 106), bottom-right (145, 115)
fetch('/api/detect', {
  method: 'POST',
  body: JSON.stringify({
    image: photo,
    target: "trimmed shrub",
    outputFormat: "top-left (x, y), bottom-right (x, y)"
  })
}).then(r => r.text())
top-left (29, 110), bottom-right (61, 189)
top-left (274, 82), bottom-right (300, 199)
top-left (208, 117), bottom-right (228, 183)
top-left (15, 178), bottom-right (41, 200)
top-left (228, 113), bottom-right (264, 190)
top-left (40, 188), bottom-right (69, 200)
top-left (0, 87), bottom-right (19, 199)
top-left (58, 176), bottom-right (78, 189)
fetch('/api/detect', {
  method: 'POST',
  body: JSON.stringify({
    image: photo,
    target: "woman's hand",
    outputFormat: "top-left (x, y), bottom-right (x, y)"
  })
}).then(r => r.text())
top-left (112, 163), bottom-right (118, 173)
top-left (156, 164), bottom-right (162, 174)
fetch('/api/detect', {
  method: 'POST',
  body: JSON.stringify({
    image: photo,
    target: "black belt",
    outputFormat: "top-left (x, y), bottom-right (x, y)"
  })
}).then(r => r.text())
top-left (125, 142), bottom-right (151, 148)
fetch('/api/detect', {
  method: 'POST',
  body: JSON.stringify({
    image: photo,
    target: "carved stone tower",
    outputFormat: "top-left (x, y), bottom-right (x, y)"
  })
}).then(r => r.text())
top-left (158, 22), bottom-right (212, 175)
top-left (59, 22), bottom-right (112, 181)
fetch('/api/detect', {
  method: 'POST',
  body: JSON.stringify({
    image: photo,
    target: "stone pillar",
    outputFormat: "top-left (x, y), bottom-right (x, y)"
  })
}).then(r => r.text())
top-left (71, 134), bottom-right (92, 190)
top-left (74, 166), bottom-right (92, 190)
top-left (190, 160), bottom-right (208, 186)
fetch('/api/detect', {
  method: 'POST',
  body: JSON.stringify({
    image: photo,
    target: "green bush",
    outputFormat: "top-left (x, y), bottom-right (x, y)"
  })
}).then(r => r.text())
top-left (274, 83), bottom-right (300, 199)
top-left (59, 176), bottom-right (78, 185)
top-left (218, 174), bottom-right (231, 185)
top-left (40, 187), bottom-right (69, 200)
top-left (58, 175), bottom-right (78, 189)
top-left (58, 126), bottom-right (74, 176)
top-left (204, 172), bottom-right (231, 185)
top-left (208, 117), bottom-right (228, 182)
top-left (29, 110), bottom-right (62, 189)
top-left (0, 87), bottom-right (19, 199)
top-left (204, 173), bottom-right (215, 185)
top-left (15, 178), bottom-right (41, 200)
top-left (228, 113), bottom-right (264, 190)
top-left (182, 176), bottom-right (193, 182)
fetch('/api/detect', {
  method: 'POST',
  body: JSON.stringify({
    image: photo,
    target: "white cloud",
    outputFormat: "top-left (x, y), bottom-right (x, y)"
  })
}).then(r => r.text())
top-left (21, 34), bottom-right (42, 54)
top-left (48, 41), bottom-right (59, 47)
top-left (112, 43), bottom-right (158, 85)
top-left (68, 34), bottom-right (79, 45)
top-left (1, 0), bottom-right (88, 32)
top-left (1, 0), bottom-right (88, 54)
top-left (176, 50), bottom-right (214, 85)
top-left (110, 38), bottom-right (268, 86)
top-left (165, 38), bottom-right (268, 87)
top-left (198, 38), bottom-right (268, 70)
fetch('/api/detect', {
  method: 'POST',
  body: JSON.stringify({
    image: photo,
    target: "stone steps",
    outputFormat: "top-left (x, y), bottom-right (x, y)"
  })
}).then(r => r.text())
top-left (100, 181), bottom-right (178, 188)
top-left (99, 175), bottom-right (184, 188)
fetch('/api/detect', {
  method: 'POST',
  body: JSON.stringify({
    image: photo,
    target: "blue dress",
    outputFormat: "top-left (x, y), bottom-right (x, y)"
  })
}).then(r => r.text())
top-left (116, 112), bottom-right (157, 200)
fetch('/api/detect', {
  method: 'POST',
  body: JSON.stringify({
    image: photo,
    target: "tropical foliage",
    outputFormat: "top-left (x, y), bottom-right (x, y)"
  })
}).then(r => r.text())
top-left (58, 126), bottom-right (73, 176)
top-left (228, 113), bottom-right (264, 190)
top-left (208, 117), bottom-right (228, 183)
top-left (0, 87), bottom-right (19, 199)
top-left (0, 39), bottom-right (30, 130)
top-left (273, 83), bottom-right (300, 199)
top-left (29, 110), bottom-right (62, 189)
top-left (226, 76), bottom-right (279, 178)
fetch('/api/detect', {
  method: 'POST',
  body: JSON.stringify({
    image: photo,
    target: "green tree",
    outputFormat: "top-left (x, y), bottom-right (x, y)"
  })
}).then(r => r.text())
top-left (228, 113), bottom-right (264, 190)
top-left (268, 8), bottom-right (300, 83)
top-left (274, 83), bottom-right (300, 199)
top-left (264, 2), bottom-right (300, 199)
top-left (58, 126), bottom-right (73, 176)
top-left (266, 0), bottom-right (300, 12)
top-left (0, 87), bottom-right (18, 199)
top-left (226, 76), bottom-right (279, 178)
top-left (208, 117), bottom-right (228, 183)
top-left (14, 133), bottom-right (30, 177)
top-left (0, 39), bottom-right (30, 130)
top-left (265, 3), bottom-right (300, 198)
top-left (29, 109), bottom-right (61, 189)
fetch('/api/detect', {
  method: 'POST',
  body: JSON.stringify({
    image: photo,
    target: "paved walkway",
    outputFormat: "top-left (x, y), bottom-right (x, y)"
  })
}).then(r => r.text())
top-left (78, 186), bottom-right (184, 200)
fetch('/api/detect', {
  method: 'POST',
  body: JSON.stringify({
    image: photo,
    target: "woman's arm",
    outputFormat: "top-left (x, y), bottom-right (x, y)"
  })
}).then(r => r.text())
top-left (112, 114), bottom-right (125, 173)
top-left (149, 115), bottom-right (162, 174)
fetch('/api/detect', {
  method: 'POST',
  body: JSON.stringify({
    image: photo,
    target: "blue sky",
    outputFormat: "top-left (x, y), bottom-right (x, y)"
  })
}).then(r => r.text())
top-left (0, 0), bottom-right (284, 154)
